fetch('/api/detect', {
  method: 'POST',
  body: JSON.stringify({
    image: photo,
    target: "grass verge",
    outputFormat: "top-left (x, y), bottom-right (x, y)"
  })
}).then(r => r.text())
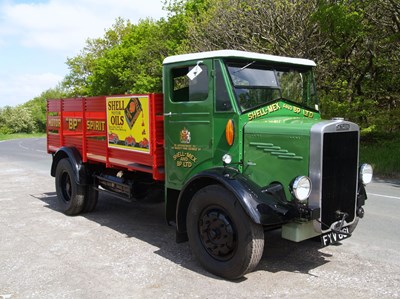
top-left (360, 133), bottom-right (400, 179)
top-left (0, 133), bottom-right (46, 141)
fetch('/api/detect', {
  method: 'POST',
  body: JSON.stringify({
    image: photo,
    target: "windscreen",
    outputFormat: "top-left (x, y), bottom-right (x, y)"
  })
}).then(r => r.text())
top-left (226, 60), bottom-right (318, 112)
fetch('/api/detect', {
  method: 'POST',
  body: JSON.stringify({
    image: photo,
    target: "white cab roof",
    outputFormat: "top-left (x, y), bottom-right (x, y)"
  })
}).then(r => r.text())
top-left (163, 50), bottom-right (316, 67)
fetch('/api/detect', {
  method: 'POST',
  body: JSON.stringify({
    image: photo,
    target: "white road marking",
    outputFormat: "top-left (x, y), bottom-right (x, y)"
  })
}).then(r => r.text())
top-left (369, 193), bottom-right (400, 200)
top-left (18, 141), bottom-right (30, 150)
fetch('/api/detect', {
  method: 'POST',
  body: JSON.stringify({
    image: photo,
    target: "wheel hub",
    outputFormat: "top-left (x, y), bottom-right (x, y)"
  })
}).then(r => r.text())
top-left (199, 208), bottom-right (237, 261)
top-left (61, 172), bottom-right (72, 202)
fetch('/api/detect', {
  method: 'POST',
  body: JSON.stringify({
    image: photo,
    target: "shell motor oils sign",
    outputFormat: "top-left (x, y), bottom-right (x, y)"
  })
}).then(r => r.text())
top-left (106, 95), bottom-right (150, 153)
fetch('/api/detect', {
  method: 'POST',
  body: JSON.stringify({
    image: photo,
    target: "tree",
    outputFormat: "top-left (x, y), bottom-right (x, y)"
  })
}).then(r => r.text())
top-left (312, 0), bottom-right (400, 133)
top-left (63, 18), bottom-right (134, 96)
top-left (88, 19), bottom-right (167, 95)
top-left (176, 0), bottom-right (399, 133)
top-left (63, 16), bottom-right (188, 96)
top-left (163, 0), bottom-right (210, 52)
top-left (180, 0), bottom-right (319, 57)
top-left (22, 85), bottom-right (66, 132)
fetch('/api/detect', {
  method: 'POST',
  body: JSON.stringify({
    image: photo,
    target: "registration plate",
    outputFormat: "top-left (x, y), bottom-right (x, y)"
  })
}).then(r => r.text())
top-left (321, 226), bottom-right (351, 247)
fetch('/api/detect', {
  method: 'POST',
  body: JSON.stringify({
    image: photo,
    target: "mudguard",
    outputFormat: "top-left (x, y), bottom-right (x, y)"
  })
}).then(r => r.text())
top-left (176, 167), bottom-right (299, 234)
top-left (357, 182), bottom-right (368, 207)
top-left (50, 147), bottom-right (88, 185)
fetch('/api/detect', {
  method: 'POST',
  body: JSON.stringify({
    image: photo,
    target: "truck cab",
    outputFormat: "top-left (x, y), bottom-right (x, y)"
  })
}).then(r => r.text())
top-left (162, 50), bottom-right (372, 278)
top-left (163, 51), bottom-right (320, 196)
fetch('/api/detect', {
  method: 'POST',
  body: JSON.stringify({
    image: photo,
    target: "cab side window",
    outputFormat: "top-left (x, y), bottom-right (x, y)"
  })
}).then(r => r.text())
top-left (171, 65), bottom-right (209, 102)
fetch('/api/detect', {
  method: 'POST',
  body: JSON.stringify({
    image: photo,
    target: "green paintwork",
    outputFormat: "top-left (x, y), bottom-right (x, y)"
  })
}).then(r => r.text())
top-left (162, 52), bottom-right (322, 201)
top-left (163, 58), bottom-right (238, 190)
top-left (242, 109), bottom-right (321, 200)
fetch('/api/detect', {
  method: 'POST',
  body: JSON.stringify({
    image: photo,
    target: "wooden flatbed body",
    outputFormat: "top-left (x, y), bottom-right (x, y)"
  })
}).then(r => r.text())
top-left (47, 94), bottom-right (165, 181)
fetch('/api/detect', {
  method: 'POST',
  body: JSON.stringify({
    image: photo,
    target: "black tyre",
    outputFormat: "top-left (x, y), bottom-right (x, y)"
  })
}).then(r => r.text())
top-left (82, 185), bottom-right (98, 213)
top-left (55, 158), bottom-right (85, 215)
top-left (186, 184), bottom-right (264, 279)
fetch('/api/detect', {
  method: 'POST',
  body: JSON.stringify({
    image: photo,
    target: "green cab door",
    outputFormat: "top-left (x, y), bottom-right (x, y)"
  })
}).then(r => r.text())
top-left (163, 60), bottom-right (214, 190)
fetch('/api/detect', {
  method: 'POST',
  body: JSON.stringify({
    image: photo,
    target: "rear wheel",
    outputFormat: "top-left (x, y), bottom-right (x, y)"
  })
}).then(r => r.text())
top-left (82, 185), bottom-right (98, 213)
top-left (55, 158), bottom-right (85, 215)
top-left (186, 184), bottom-right (264, 279)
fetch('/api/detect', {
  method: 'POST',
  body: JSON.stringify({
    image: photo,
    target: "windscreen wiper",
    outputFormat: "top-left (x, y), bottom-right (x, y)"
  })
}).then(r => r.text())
top-left (233, 61), bottom-right (255, 74)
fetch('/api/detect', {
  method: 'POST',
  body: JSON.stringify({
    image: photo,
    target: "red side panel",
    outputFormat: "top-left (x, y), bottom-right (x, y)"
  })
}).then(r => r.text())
top-left (47, 94), bottom-right (165, 181)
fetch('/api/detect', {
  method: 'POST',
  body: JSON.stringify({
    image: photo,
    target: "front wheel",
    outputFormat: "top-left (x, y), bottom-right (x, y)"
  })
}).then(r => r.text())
top-left (186, 184), bottom-right (264, 279)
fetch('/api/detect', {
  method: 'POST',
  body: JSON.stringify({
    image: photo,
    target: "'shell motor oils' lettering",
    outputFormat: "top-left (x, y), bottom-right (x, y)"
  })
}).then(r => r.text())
top-left (108, 100), bottom-right (125, 125)
top-left (107, 100), bottom-right (125, 126)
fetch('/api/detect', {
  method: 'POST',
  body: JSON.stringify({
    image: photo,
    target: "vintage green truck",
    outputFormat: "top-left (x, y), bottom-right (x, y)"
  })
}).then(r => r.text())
top-left (47, 50), bottom-right (372, 279)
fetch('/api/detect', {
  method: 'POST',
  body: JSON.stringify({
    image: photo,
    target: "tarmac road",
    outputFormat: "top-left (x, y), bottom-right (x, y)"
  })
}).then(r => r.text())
top-left (0, 138), bottom-right (399, 298)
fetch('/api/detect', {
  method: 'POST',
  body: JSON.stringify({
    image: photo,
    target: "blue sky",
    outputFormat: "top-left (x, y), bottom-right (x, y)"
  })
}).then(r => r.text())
top-left (0, 0), bottom-right (167, 107)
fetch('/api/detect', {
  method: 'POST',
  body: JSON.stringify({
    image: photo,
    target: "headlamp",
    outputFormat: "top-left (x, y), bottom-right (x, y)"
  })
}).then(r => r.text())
top-left (291, 176), bottom-right (312, 202)
top-left (359, 163), bottom-right (373, 185)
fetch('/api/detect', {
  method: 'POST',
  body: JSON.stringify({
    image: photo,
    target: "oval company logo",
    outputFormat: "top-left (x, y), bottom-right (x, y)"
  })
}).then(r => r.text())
top-left (336, 123), bottom-right (351, 131)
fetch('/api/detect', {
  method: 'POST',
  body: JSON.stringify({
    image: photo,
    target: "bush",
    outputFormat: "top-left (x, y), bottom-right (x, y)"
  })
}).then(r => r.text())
top-left (0, 106), bottom-right (37, 134)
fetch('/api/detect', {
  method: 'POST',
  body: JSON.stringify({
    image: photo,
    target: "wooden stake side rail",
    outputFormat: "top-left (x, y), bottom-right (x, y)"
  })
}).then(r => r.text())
top-left (46, 94), bottom-right (165, 181)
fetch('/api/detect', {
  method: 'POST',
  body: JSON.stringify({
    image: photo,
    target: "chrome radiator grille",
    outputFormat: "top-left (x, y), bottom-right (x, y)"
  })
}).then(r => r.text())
top-left (309, 120), bottom-right (359, 233)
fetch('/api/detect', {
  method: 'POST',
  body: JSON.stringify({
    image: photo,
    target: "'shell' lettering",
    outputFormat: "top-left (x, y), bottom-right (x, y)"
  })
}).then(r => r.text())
top-left (108, 100), bottom-right (125, 111)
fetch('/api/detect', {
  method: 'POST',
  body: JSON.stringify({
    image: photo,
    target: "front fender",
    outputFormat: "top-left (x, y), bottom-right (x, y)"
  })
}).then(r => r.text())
top-left (357, 182), bottom-right (368, 207)
top-left (176, 167), bottom-right (299, 233)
